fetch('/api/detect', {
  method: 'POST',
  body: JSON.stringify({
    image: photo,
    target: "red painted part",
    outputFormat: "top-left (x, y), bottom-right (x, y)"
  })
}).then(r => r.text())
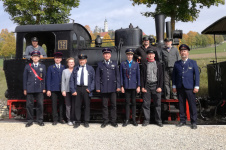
top-left (7, 98), bottom-right (191, 121)
top-left (221, 100), bottom-right (226, 107)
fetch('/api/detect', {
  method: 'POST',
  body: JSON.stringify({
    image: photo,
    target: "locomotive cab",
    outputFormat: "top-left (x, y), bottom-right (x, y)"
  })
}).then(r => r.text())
top-left (4, 23), bottom-right (92, 100)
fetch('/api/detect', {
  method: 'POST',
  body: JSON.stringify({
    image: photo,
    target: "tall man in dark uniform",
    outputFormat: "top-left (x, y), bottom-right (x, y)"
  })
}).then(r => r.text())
top-left (23, 51), bottom-right (46, 127)
top-left (70, 54), bottom-right (95, 128)
top-left (141, 50), bottom-right (163, 127)
top-left (120, 49), bottom-right (140, 127)
top-left (162, 38), bottom-right (180, 99)
top-left (96, 48), bottom-right (121, 128)
top-left (172, 44), bottom-right (200, 129)
top-left (46, 52), bottom-right (66, 125)
top-left (134, 37), bottom-right (160, 64)
top-left (24, 37), bottom-right (47, 59)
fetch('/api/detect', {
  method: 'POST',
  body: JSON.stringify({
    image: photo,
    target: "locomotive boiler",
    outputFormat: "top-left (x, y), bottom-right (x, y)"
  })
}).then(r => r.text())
top-left (3, 14), bottom-right (198, 123)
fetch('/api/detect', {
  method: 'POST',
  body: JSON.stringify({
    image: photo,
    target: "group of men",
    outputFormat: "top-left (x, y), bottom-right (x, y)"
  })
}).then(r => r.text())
top-left (23, 36), bottom-right (200, 129)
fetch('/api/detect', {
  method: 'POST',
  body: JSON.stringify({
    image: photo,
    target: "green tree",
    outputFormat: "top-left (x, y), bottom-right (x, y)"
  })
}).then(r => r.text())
top-left (102, 33), bottom-right (114, 47)
top-left (0, 29), bottom-right (16, 58)
top-left (1, 0), bottom-right (80, 25)
top-left (131, 0), bottom-right (225, 32)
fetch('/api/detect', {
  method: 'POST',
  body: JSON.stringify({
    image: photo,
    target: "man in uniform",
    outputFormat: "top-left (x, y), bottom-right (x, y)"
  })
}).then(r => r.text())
top-left (141, 49), bottom-right (163, 127)
top-left (70, 54), bottom-right (95, 128)
top-left (172, 44), bottom-right (200, 129)
top-left (23, 50), bottom-right (46, 127)
top-left (120, 49), bottom-right (140, 127)
top-left (46, 52), bottom-right (66, 125)
top-left (134, 37), bottom-right (160, 64)
top-left (96, 48), bottom-right (120, 128)
top-left (162, 38), bottom-right (180, 99)
top-left (24, 37), bottom-right (47, 59)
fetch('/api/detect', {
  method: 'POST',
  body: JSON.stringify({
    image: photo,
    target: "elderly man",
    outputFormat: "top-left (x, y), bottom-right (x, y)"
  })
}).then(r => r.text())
top-left (70, 54), bottom-right (95, 128)
top-left (96, 48), bottom-right (121, 128)
top-left (141, 49), bottom-right (163, 127)
top-left (172, 44), bottom-right (200, 129)
top-left (134, 37), bottom-right (160, 64)
top-left (24, 37), bottom-right (47, 59)
top-left (162, 38), bottom-right (180, 99)
top-left (23, 51), bottom-right (46, 127)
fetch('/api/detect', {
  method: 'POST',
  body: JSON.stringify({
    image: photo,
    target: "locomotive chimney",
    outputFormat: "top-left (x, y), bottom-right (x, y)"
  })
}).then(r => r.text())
top-left (155, 14), bottom-right (165, 45)
top-left (166, 21), bottom-right (172, 39)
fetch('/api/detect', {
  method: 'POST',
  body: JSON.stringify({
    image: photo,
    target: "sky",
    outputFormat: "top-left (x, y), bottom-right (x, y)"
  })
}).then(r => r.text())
top-left (0, 0), bottom-right (226, 35)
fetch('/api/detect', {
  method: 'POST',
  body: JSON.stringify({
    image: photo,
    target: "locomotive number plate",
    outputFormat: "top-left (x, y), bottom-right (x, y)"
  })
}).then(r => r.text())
top-left (58, 40), bottom-right (67, 50)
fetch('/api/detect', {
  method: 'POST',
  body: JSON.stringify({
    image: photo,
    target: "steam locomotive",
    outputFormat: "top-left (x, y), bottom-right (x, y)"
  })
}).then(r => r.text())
top-left (3, 14), bottom-right (225, 124)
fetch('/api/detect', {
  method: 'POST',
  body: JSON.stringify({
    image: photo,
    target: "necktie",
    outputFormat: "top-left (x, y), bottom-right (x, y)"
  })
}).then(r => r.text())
top-left (80, 66), bottom-right (84, 86)
top-left (106, 61), bottom-right (109, 65)
top-left (34, 64), bottom-right (37, 67)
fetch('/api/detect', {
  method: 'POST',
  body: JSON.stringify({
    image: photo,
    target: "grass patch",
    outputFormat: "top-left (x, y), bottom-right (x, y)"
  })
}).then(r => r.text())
top-left (0, 59), bottom-right (7, 102)
top-left (193, 56), bottom-right (226, 97)
top-left (189, 42), bottom-right (226, 55)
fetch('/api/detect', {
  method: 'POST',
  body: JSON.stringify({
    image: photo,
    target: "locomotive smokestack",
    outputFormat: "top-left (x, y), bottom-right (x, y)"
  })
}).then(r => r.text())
top-left (166, 21), bottom-right (172, 39)
top-left (155, 14), bottom-right (165, 44)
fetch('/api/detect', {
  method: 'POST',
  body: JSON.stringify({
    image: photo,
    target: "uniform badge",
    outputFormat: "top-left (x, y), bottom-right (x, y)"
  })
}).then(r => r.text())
top-left (53, 66), bottom-right (55, 68)
top-left (188, 67), bottom-right (192, 69)
top-left (111, 65), bottom-right (115, 67)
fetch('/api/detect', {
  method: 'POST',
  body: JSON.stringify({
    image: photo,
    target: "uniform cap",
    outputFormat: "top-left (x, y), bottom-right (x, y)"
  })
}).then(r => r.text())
top-left (102, 48), bottom-right (112, 54)
top-left (143, 37), bottom-right (149, 41)
top-left (31, 50), bottom-right (40, 56)
top-left (125, 49), bottom-right (134, 54)
top-left (146, 50), bottom-right (155, 54)
top-left (53, 52), bottom-right (63, 58)
top-left (179, 44), bottom-right (190, 51)
top-left (164, 38), bottom-right (172, 42)
top-left (31, 37), bottom-right (38, 42)
top-left (78, 54), bottom-right (88, 59)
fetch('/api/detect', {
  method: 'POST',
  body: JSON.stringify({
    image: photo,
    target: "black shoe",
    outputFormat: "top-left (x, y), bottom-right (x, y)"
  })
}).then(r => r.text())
top-left (25, 122), bottom-right (33, 127)
top-left (73, 123), bottom-right (80, 128)
top-left (142, 121), bottom-right (149, 127)
top-left (157, 122), bottom-right (163, 127)
top-left (176, 122), bottom-right (186, 127)
top-left (191, 124), bottom-right (197, 129)
top-left (59, 120), bottom-right (66, 124)
top-left (38, 122), bottom-right (45, 126)
top-left (132, 121), bottom-right (138, 126)
top-left (84, 122), bottom-right (89, 128)
top-left (122, 120), bottom-right (129, 127)
top-left (111, 122), bottom-right (118, 127)
top-left (52, 121), bottom-right (57, 125)
top-left (101, 122), bottom-right (108, 128)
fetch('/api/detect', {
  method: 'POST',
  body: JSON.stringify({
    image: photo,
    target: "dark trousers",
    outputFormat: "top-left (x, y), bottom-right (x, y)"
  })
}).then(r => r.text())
top-left (65, 92), bottom-right (75, 122)
top-left (142, 83), bottom-right (162, 123)
top-left (164, 67), bottom-right (177, 99)
top-left (177, 87), bottom-right (197, 124)
top-left (26, 93), bottom-right (43, 123)
top-left (51, 91), bottom-right (64, 122)
top-left (102, 92), bottom-right (117, 123)
top-left (75, 86), bottom-right (90, 123)
top-left (125, 89), bottom-right (136, 121)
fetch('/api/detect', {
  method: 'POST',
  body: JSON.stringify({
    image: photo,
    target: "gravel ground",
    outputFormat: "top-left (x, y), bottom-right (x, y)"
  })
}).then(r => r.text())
top-left (0, 122), bottom-right (225, 150)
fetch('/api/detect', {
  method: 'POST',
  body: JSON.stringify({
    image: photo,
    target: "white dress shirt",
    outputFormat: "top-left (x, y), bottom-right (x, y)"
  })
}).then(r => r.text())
top-left (33, 62), bottom-right (39, 67)
top-left (77, 64), bottom-right (88, 86)
top-left (55, 63), bottom-right (61, 69)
